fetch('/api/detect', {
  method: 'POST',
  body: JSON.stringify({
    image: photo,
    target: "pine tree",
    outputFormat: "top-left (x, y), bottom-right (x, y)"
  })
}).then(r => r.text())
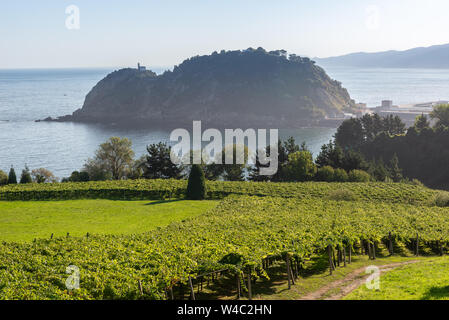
top-left (186, 165), bottom-right (206, 200)
top-left (142, 143), bottom-right (181, 179)
top-left (20, 165), bottom-right (32, 184)
top-left (8, 166), bottom-right (17, 184)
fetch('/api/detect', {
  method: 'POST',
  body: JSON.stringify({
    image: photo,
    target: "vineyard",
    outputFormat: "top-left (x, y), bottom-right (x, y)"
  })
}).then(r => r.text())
top-left (0, 179), bottom-right (439, 204)
top-left (1, 180), bottom-right (449, 300)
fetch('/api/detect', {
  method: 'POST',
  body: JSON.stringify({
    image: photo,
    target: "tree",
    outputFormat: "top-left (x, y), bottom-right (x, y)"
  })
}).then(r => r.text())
top-left (8, 167), bottom-right (17, 184)
top-left (389, 154), bottom-right (403, 182)
top-left (142, 142), bottom-right (181, 179)
top-left (249, 137), bottom-right (300, 182)
top-left (68, 171), bottom-right (81, 182)
top-left (341, 150), bottom-right (368, 172)
top-left (316, 141), bottom-right (344, 168)
top-left (20, 166), bottom-right (32, 184)
top-left (90, 137), bottom-right (135, 180)
top-left (127, 156), bottom-right (147, 180)
top-left (414, 114), bottom-right (430, 132)
top-left (360, 113), bottom-right (383, 142)
top-left (283, 151), bottom-right (317, 182)
top-left (83, 158), bottom-right (111, 181)
top-left (369, 159), bottom-right (389, 182)
top-left (335, 118), bottom-right (364, 149)
top-left (186, 165), bottom-right (206, 200)
top-left (284, 137), bottom-right (301, 155)
top-left (358, 118), bottom-right (449, 189)
top-left (337, 114), bottom-right (405, 150)
top-left (383, 115), bottom-right (406, 136)
top-left (430, 104), bottom-right (449, 128)
top-left (0, 170), bottom-right (8, 185)
top-left (31, 168), bottom-right (57, 183)
top-left (63, 171), bottom-right (90, 183)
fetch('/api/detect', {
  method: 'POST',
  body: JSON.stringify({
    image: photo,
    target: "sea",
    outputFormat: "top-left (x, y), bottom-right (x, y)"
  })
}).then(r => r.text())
top-left (1, 66), bottom-right (448, 179)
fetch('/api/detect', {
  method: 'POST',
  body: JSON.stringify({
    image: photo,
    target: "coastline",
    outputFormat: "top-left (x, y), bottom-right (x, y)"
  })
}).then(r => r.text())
top-left (36, 115), bottom-right (345, 130)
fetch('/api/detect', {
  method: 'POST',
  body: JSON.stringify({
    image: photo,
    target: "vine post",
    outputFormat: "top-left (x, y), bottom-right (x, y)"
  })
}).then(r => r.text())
top-left (247, 267), bottom-right (252, 300)
top-left (188, 276), bottom-right (196, 300)
top-left (415, 233), bottom-right (419, 256)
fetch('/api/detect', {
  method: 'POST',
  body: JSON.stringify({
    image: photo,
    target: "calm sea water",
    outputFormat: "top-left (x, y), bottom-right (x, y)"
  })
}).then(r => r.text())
top-left (1, 67), bottom-right (448, 179)
top-left (323, 66), bottom-right (449, 107)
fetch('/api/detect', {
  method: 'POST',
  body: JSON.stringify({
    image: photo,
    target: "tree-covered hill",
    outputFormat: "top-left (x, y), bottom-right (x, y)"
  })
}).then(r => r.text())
top-left (315, 43), bottom-right (449, 69)
top-left (51, 48), bottom-right (357, 128)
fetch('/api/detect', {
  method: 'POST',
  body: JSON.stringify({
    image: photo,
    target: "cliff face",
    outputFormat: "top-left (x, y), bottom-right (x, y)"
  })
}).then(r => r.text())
top-left (58, 49), bottom-right (357, 128)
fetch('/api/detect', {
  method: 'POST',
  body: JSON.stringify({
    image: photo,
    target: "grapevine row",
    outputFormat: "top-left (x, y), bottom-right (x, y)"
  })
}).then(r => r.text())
top-left (0, 179), bottom-right (438, 205)
top-left (1, 195), bottom-right (448, 299)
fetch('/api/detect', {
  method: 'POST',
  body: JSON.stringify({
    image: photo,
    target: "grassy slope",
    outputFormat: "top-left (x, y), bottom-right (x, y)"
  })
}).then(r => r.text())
top-left (344, 256), bottom-right (449, 300)
top-left (0, 199), bottom-right (217, 242)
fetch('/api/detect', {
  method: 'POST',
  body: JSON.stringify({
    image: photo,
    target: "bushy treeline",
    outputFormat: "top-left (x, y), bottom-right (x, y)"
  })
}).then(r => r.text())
top-left (333, 104), bottom-right (449, 190)
top-left (13, 133), bottom-right (406, 186)
top-left (55, 135), bottom-right (380, 185)
top-left (0, 165), bottom-right (55, 185)
top-left (248, 137), bottom-right (400, 183)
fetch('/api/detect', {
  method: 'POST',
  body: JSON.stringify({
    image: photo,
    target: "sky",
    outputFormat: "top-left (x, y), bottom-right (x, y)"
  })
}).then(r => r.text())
top-left (1, 0), bottom-right (449, 69)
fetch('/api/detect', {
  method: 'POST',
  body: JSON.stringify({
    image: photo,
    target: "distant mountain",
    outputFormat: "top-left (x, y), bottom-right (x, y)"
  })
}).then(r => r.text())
top-left (48, 48), bottom-right (357, 128)
top-left (315, 43), bottom-right (449, 69)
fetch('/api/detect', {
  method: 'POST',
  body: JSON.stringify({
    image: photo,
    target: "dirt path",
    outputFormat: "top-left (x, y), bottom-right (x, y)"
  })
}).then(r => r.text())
top-left (300, 260), bottom-right (420, 300)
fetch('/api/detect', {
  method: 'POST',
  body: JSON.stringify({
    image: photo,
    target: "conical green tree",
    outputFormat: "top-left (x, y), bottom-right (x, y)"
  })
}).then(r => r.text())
top-left (20, 166), bottom-right (32, 184)
top-left (8, 167), bottom-right (17, 184)
top-left (186, 165), bottom-right (206, 200)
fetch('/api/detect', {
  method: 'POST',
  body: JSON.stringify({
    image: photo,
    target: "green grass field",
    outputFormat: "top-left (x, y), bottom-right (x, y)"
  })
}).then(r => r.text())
top-left (0, 199), bottom-right (217, 242)
top-left (344, 256), bottom-right (449, 300)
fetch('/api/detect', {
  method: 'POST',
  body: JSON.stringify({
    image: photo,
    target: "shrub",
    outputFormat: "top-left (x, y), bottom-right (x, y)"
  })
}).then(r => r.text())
top-left (186, 165), bottom-right (206, 200)
top-left (435, 192), bottom-right (449, 207)
top-left (0, 170), bottom-right (8, 186)
top-left (348, 170), bottom-right (371, 182)
top-left (315, 166), bottom-right (335, 182)
top-left (411, 179), bottom-right (425, 187)
top-left (333, 168), bottom-right (348, 182)
top-left (66, 171), bottom-right (90, 182)
top-left (327, 189), bottom-right (357, 201)
top-left (284, 151), bottom-right (317, 182)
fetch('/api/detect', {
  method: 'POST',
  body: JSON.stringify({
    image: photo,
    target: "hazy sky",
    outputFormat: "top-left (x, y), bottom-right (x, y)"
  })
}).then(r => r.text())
top-left (1, 0), bottom-right (448, 68)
